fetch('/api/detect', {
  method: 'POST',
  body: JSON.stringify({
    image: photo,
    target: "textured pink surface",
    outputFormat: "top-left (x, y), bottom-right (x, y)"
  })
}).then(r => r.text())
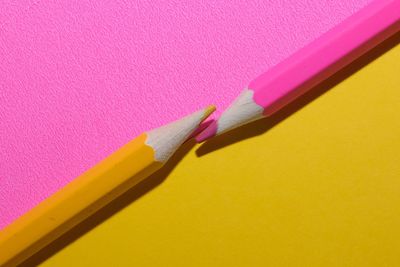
top-left (0, 0), bottom-right (371, 229)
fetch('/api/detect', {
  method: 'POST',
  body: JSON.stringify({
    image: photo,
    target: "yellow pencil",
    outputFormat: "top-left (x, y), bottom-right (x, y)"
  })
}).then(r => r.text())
top-left (0, 106), bottom-right (215, 267)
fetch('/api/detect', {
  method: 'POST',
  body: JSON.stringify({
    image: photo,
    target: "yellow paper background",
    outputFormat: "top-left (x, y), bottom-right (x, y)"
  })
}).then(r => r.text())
top-left (39, 41), bottom-right (400, 266)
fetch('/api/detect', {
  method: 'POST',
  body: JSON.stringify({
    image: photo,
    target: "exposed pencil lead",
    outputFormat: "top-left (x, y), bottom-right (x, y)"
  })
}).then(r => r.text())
top-left (146, 105), bottom-right (215, 161)
top-left (196, 90), bottom-right (264, 142)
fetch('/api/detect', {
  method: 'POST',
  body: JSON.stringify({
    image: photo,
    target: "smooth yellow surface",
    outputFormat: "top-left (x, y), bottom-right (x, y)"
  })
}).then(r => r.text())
top-left (42, 44), bottom-right (399, 266)
top-left (0, 134), bottom-right (162, 266)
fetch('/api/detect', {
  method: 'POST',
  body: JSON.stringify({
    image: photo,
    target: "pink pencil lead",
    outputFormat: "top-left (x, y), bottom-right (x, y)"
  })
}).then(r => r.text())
top-left (195, 121), bottom-right (218, 142)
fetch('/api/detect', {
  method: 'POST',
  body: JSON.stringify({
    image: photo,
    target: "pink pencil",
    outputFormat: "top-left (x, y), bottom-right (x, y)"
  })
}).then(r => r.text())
top-left (196, 0), bottom-right (400, 142)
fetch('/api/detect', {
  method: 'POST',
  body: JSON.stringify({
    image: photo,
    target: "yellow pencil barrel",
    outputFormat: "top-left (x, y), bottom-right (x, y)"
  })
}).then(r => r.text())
top-left (0, 133), bottom-right (162, 266)
top-left (0, 106), bottom-right (215, 266)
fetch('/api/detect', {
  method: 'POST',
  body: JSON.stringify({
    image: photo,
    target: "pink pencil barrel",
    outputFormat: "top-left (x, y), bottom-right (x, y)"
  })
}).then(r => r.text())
top-left (250, 0), bottom-right (400, 116)
top-left (195, 0), bottom-right (400, 142)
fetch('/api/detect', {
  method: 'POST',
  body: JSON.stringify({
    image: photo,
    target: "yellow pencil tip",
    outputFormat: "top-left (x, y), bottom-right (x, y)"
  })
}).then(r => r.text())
top-left (201, 105), bottom-right (216, 121)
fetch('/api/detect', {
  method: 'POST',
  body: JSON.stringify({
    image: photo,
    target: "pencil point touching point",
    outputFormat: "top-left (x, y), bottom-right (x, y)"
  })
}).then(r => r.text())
top-left (145, 105), bottom-right (216, 162)
top-left (196, 89), bottom-right (265, 142)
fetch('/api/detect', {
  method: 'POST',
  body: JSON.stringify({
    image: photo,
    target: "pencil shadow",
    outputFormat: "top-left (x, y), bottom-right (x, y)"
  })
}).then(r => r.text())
top-left (196, 31), bottom-right (400, 157)
top-left (21, 139), bottom-right (196, 266)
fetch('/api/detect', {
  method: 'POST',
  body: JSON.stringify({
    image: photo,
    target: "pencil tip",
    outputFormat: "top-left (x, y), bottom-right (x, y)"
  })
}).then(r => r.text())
top-left (202, 105), bottom-right (216, 121)
top-left (195, 89), bottom-right (265, 142)
top-left (145, 106), bottom-right (215, 162)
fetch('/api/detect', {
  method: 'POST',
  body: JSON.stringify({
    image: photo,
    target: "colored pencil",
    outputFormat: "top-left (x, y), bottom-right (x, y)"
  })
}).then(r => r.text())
top-left (196, 0), bottom-right (400, 142)
top-left (0, 106), bottom-right (215, 267)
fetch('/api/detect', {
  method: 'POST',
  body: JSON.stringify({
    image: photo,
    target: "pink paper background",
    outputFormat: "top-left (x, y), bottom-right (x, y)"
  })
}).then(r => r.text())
top-left (0, 0), bottom-right (371, 229)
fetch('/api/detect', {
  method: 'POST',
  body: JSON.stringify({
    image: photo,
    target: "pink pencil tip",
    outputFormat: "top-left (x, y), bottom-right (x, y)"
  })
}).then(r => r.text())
top-left (195, 121), bottom-right (218, 142)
